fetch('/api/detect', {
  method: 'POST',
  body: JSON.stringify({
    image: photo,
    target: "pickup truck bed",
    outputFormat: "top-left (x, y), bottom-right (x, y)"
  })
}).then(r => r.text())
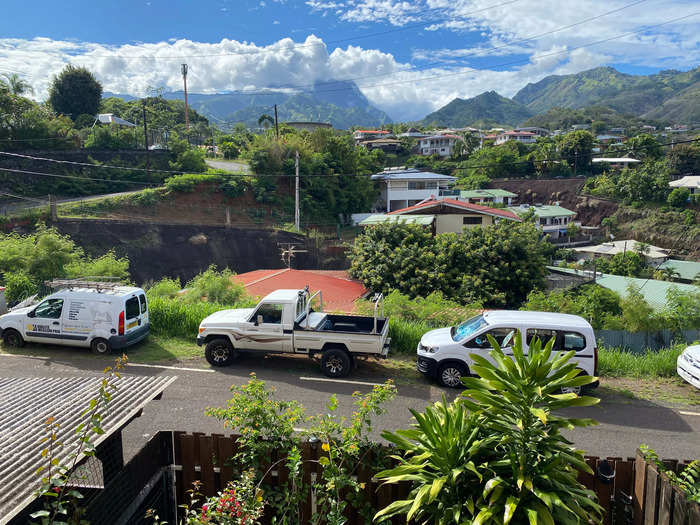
top-left (304, 312), bottom-right (387, 334)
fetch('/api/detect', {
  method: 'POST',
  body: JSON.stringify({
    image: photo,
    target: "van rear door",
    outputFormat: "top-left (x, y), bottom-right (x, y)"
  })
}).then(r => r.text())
top-left (123, 295), bottom-right (142, 336)
top-left (138, 293), bottom-right (149, 326)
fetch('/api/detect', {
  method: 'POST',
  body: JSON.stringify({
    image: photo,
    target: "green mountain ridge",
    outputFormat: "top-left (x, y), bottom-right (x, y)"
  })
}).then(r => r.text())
top-left (420, 91), bottom-right (533, 128)
top-left (513, 66), bottom-right (700, 123)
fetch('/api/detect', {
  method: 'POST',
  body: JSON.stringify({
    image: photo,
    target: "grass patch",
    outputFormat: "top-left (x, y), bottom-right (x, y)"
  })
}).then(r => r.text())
top-left (598, 345), bottom-right (684, 378)
top-left (389, 319), bottom-right (432, 355)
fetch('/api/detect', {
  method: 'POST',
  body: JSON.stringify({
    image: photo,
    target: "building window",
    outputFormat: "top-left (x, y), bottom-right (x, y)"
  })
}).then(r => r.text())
top-left (540, 218), bottom-right (548, 225)
top-left (425, 181), bottom-right (438, 189)
top-left (408, 181), bottom-right (425, 190)
top-left (463, 216), bottom-right (482, 225)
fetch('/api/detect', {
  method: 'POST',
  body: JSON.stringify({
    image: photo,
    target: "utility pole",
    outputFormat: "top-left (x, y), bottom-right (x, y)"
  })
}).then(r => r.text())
top-left (181, 64), bottom-right (190, 131)
top-left (274, 104), bottom-right (279, 140)
top-left (295, 150), bottom-right (300, 231)
top-left (143, 103), bottom-right (150, 178)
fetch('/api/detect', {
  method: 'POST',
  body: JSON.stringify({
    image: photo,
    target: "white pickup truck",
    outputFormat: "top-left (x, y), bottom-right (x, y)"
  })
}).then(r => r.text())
top-left (196, 288), bottom-right (390, 377)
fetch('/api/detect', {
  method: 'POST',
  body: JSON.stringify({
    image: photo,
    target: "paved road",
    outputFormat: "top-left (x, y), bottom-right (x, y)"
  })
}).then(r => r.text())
top-left (205, 159), bottom-right (251, 174)
top-left (0, 352), bottom-right (697, 462)
top-left (0, 190), bottom-right (146, 214)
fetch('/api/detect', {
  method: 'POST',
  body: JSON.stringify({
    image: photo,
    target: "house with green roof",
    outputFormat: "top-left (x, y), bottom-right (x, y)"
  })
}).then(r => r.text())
top-left (547, 266), bottom-right (700, 311)
top-left (508, 203), bottom-right (578, 239)
top-left (657, 259), bottom-right (700, 284)
top-left (458, 189), bottom-right (517, 206)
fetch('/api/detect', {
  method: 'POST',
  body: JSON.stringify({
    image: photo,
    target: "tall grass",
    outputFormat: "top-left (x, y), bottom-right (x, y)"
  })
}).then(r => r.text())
top-left (389, 319), bottom-right (433, 355)
top-left (147, 296), bottom-right (234, 338)
top-left (598, 345), bottom-right (685, 378)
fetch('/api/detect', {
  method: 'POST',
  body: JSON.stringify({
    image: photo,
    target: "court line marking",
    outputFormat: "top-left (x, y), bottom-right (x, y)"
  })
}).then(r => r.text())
top-left (678, 410), bottom-right (700, 417)
top-left (0, 353), bottom-right (49, 359)
top-left (126, 363), bottom-right (214, 373)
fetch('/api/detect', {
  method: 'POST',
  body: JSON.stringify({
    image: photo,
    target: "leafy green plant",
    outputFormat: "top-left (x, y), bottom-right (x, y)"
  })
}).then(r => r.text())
top-left (31, 356), bottom-right (128, 525)
top-left (597, 345), bottom-right (685, 378)
top-left (146, 296), bottom-right (231, 338)
top-left (183, 265), bottom-right (251, 305)
top-left (146, 277), bottom-right (182, 299)
top-left (375, 333), bottom-right (603, 524)
top-left (640, 445), bottom-right (700, 503)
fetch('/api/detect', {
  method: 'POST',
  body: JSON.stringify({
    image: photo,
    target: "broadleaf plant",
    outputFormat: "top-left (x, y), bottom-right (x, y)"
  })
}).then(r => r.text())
top-left (375, 331), bottom-right (604, 525)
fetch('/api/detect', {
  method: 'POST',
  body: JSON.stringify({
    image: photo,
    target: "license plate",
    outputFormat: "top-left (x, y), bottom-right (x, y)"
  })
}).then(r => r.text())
top-left (127, 321), bottom-right (138, 330)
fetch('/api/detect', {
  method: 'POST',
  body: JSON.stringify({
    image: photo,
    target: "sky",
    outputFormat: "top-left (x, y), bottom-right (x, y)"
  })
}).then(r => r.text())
top-left (0, 0), bottom-right (698, 120)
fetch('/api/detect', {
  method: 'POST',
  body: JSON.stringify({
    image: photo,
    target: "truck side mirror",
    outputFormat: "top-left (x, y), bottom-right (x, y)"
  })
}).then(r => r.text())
top-left (256, 315), bottom-right (263, 326)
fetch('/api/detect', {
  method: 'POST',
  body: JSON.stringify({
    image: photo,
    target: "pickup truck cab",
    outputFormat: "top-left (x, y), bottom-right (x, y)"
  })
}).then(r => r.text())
top-left (197, 289), bottom-right (390, 377)
top-left (417, 310), bottom-right (598, 389)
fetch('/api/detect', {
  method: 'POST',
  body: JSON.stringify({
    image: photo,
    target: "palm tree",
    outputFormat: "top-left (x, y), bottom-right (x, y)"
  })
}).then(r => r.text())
top-left (1, 73), bottom-right (33, 95)
top-left (257, 114), bottom-right (274, 130)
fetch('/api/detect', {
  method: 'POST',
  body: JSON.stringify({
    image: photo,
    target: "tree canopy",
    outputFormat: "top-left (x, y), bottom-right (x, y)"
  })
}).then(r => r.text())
top-left (48, 65), bottom-right (103, 120)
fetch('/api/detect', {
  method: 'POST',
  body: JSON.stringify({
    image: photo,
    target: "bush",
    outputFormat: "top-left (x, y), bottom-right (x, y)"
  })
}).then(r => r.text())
top-left (183, 265), bottom-right (251, 305)
top-left (4, 270), bottom-right (38, 304)
top-left (667, 187), bottom-right (690, 208)
top-left (163, 173), bottom-right (223, 193)
top-left (171, 148), bottom-right (207, 173)
top-left (146, 296), bottom-right (229, 338)
top-left (65, 250), bottom-right (130, 280)
top-left (388, 318), bottom-right (432, 354)
top-left (146, 277), bottom-right (182, 298)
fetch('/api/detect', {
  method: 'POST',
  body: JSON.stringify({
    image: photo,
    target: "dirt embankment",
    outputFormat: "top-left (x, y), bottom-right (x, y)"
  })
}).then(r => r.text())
top-left (488, 178), bottom-right (619, 226)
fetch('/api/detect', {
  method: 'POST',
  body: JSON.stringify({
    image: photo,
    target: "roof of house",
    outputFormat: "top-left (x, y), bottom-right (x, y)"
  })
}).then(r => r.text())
top-left (0, 375), bottom-right (175, 523)
top-left (508, 204), bottom-right (576, 218)
top-left (484, 134), bottom-right (499, 139)
top-left (234, 268), bottom-right (367, 312)
top-left (359, 214), bottom-right (435, 226)
top-left (362, 138), bottom-right (402, 145)
top-left (355, 130), bottom-right (389, 134)
top-left (547, 266), bottom-right (699, 311)
top-left (669, 175), bottom-right (700, 188)
top-left (573, 240), bottom-right (670, 259)
top-left (390, 198), bottom-right (521, 220)
top-left (500, 131), bottom-right (536, 136)
top-left (596, 134), bottom-right (624, 140)
top-left (370, 168), bottom-right (457, 181)
top-left (592, 157), bottom-right (640, 163)
top-left (460, 189), bottom-right (518, 198)
top-left (97, 113), bottom-right (136, 127)
top-left (657, 259), bottom-right (700, 282)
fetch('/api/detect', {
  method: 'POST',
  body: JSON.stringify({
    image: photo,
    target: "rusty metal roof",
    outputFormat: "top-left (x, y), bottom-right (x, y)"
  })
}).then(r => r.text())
top-left (0, 375), bottom-right (176, 524)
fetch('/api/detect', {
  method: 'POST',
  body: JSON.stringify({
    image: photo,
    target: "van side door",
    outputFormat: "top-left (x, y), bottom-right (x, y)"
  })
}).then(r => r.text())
top-left (24, 298), bottom-right (65, 344)
top-left (463, 327), bottom-right (517, 365)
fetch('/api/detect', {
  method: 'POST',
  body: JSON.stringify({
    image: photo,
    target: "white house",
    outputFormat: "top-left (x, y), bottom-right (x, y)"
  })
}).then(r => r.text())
top-left (353, 130), bottom-right (391, 144)
top-left (370, 167), bottom-right (457, 212)
top-left (360, 198), bottom-right (521, 234)
top-left (458, 189), bottom-right (517, 206)
top-left (669, 175), bottom-right (700, 196)
top-left (398, 127), bottom-right (429, 138)
top-left (513, 127), bottom-right (550, 137)
top-left (418, 134), bottom-right (462, 157)
top-left (592, 157), bottom-right (641, 170)
top-left (573, 240), bottom-right (671, 265)
top-left (508, 203), bottom-right (578, 239)
top-left (494, 131), bottom-right (537, 145)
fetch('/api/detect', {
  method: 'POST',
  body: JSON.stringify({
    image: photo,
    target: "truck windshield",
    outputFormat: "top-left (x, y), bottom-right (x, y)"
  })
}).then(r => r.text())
top-left (451, 315), bottom-right (487, 342)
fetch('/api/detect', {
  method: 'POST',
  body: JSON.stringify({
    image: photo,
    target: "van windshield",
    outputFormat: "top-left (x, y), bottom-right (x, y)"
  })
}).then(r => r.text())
top-left (451, 315), bottom-right (488, 342)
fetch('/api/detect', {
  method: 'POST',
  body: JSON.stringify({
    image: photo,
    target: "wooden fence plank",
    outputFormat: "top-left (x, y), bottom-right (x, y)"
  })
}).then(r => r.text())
top-left (179, 434), bottom-right (196, 505)
top-left (673, 486), bottom-right (688, 525)
top-left (199, 435), bottom-right (217, 497)
top-left (216, 435), bottom-right (234, 485)
top-left (595, 459), bottom-right (614, 525)
top-left (657, 474), bottom-right (673, 525)
top-left (689, 500), bottom-right (700, 525)
top-left (615, 459), bottom-right (635, 525)
top-left (634, 453), bottom-right (648, 525)
top-left (644, 463), bottom-right (659, 525)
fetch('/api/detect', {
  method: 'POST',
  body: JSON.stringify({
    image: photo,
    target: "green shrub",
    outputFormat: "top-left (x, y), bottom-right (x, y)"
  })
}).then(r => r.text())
top-left (146, 277), bottom-right (182, 299)
top-left (171, 148), bottom-right (207, 172)
top-left (146, 296), bottom-right (229, 338)
top-left (163, 173), bottom-right (223, 193)
top-left (65, 250), bottom-right (130, 280)
top-left (183, 265), bottom-right (252, 305)
top-left (388, 318), bottom-right (431, 354)
top-left (4, 270), bottom-right (38, 304)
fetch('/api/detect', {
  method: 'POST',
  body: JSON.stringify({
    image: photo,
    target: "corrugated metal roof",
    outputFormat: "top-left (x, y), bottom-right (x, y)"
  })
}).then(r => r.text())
top-left (394, 198), bottom-right (521, 220)
top-left (370, 168), bottom-right (456, 181)
top-left (359, 214), bottom-right (435, 225)
top-left (0, 375), bottom-right (176, 524)
top-left (460, 189), bottom-right (517, 198)
top-left (508, 205), bottom-right (576, 218)
top-left (657, 259), bottom-right (700, 282)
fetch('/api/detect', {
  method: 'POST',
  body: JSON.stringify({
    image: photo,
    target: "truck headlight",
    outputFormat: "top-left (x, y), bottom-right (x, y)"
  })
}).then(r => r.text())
top-left (198, 327), bottom-right (205, 334)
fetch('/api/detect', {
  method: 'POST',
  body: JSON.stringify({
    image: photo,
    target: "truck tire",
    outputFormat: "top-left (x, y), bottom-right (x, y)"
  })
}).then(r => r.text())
top-left (321, 347), bottom-right (351, 378)
top-left (205, 338), bottom-right (236, 367)
top-left (438, 362), bottom-right (468, 388)
top-left (91, 338), bottom-right (111, 355)
top-left (2, 329), bottom-right (24, 348)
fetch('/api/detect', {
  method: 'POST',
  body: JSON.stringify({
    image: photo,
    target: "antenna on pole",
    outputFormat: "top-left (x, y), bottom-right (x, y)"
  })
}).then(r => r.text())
top-left (279, 243), bottom-right (308, 269)
top-left (181, 64), bottom-right (190, 131)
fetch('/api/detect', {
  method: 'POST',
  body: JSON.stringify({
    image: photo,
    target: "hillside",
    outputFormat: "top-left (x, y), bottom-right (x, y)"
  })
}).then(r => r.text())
top-left (107, 80), bottom-right (392, 129)
top-left (421, 91), bottom-right (533, 127)
top-left (513, 66), bottom-right (700, 123)
top-left (521, 105), bottom-right (650, 132)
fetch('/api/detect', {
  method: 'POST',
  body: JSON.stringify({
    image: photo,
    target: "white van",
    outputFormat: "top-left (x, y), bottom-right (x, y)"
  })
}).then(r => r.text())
top-left (417, 310), bottom-right (598, 389)
top-left (0, 284), bottom-right (149, 354)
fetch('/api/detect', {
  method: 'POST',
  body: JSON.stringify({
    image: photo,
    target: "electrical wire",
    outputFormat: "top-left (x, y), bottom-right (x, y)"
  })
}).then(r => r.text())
top-left (0, 191), bottom-right (47, 203)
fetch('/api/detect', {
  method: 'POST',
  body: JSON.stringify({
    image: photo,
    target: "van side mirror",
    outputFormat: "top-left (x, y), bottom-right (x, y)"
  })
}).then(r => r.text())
top-left (256, 315), bottom-right (263, 326)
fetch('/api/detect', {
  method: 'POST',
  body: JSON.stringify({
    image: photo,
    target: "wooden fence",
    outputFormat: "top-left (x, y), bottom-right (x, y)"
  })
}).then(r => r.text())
top-left (172, 432), bottom-right (699, 525)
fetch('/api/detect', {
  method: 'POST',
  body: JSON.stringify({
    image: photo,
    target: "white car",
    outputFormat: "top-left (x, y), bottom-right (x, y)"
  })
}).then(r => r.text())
top-left (677, 345), bottom-right (700, 389)
top-left (0, 283), bottom-right (149, 354)
top-left (417, 310), bottom-right (599, 388)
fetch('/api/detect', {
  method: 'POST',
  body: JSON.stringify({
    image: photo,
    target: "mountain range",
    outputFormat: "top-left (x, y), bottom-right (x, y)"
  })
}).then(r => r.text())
top-left (422, 66), bottom-right (699, 128)
top-left (106, 80), bottom-right (391, 129)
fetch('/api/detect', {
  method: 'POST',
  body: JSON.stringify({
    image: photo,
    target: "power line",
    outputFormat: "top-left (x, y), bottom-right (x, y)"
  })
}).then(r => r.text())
top-left (0, 191), bottom-right (47, 203)
top-left (0, 166), bottom-right (160, 185)
top-left (0, 151), bottom-right (187, 175)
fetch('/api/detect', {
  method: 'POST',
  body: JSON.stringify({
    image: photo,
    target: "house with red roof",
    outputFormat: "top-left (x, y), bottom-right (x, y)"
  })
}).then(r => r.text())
top-left (359, 197), bottom-right (520, 234)
top-left (233, 268), bottom-right (367, 312)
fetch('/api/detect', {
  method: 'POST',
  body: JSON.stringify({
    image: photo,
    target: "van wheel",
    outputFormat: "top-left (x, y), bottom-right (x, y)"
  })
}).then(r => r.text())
top-left (2, 329), bottom-right (24, 348)
top-left (560, 369), bottom-right (586, 395)
top-left (438, 363), bottom-right (468, 388)
top-left (321, 348), bottom-right (351, 378)
top-left (91, 338), bottom-right (111, 355)
top-left (205, 338), bottom-right (236, 367)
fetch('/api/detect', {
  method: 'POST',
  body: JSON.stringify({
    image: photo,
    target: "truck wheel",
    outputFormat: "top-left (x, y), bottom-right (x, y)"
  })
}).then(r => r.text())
top-left (2, 329), bottom-right (24, 348)
top-left (205, 338), bottom-right (236, 367)
top-left (321, 348), bottom-right (351, 378)
top-left (91, 338), bottom-right (111, 355)
top-left (438, 362), bottom-right (468, 388)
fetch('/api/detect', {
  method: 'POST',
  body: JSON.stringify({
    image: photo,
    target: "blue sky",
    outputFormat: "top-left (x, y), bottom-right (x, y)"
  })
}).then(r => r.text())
top-left (1, 0), bottom-right (698, 119)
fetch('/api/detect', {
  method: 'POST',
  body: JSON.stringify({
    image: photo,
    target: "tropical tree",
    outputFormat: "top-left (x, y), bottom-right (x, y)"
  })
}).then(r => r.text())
top-left (257, 114), bottom-right (274, 130)
top-left (48, 65), bottom-right (103, 120)
top-left (1, 73), bottom-right (33, 95)
top-left (558, 130), bottom-right (594, 174)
